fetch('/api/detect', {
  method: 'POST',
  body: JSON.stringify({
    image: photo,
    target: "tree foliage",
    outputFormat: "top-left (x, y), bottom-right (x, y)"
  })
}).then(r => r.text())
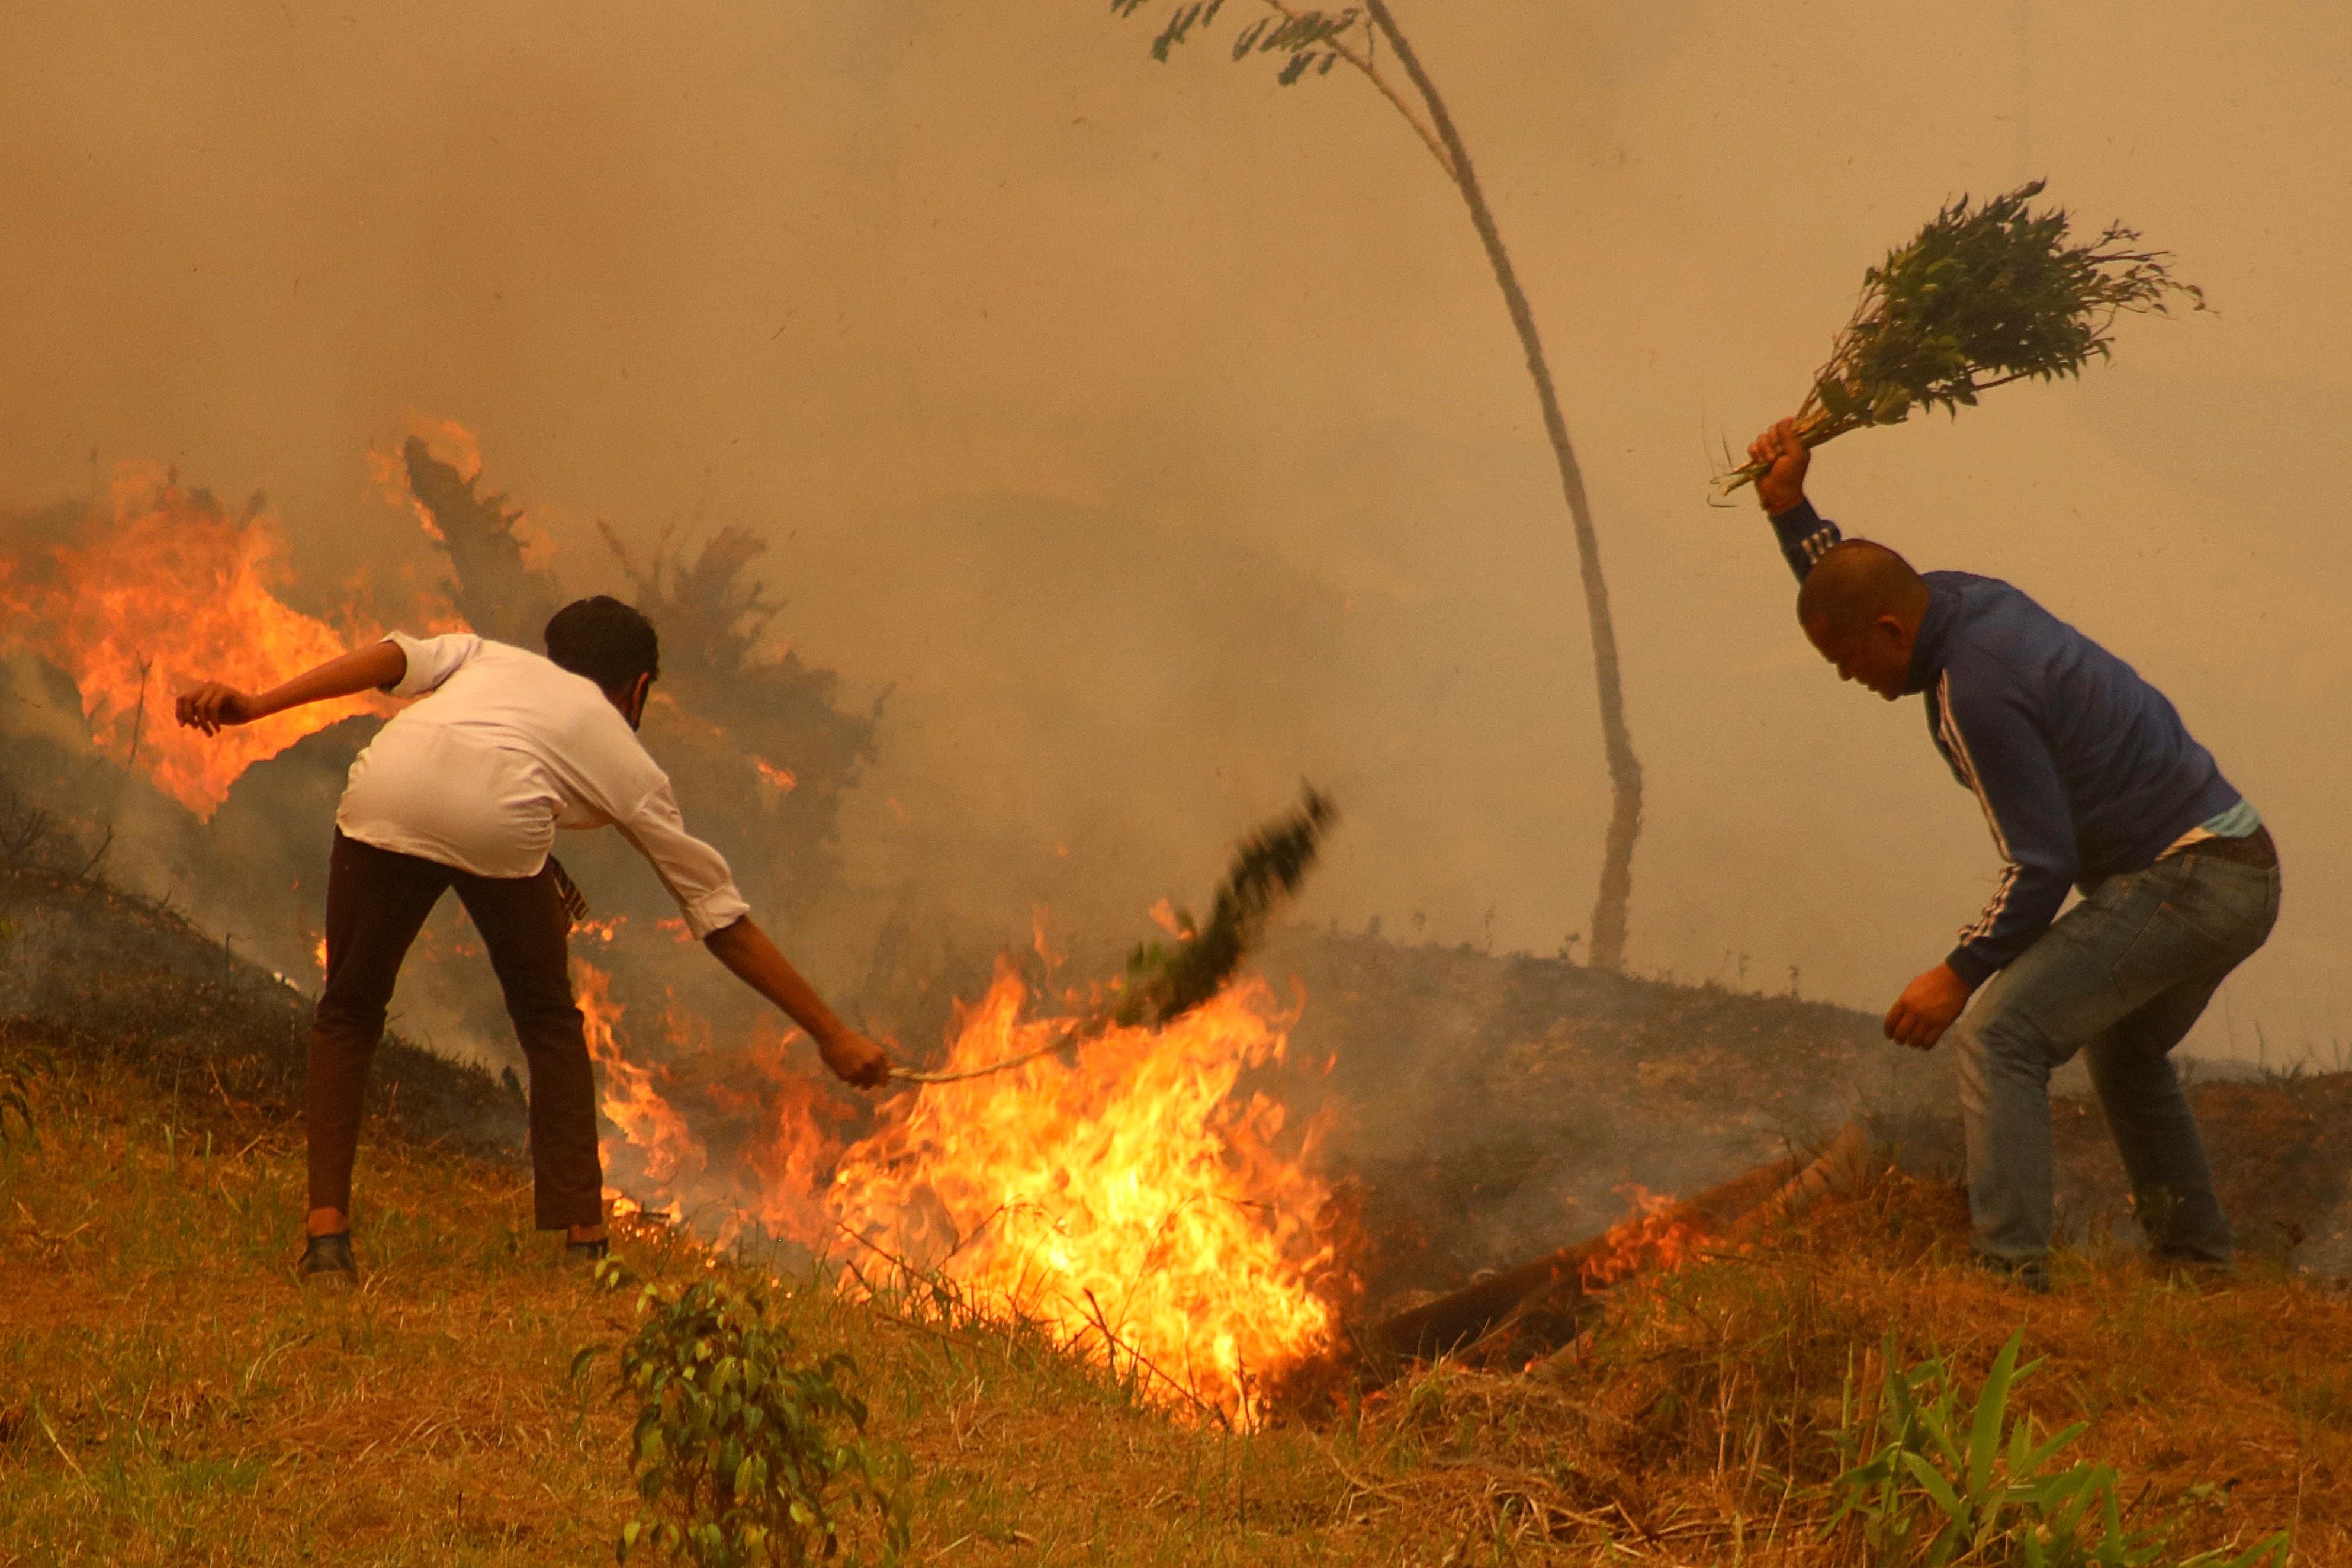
top-left (1115, 1), bottom-right (1364, 83)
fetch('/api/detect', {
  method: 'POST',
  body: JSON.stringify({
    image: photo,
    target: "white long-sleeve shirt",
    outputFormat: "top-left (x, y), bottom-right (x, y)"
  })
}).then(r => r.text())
top-left (335, 632), bottom-right (751, 938)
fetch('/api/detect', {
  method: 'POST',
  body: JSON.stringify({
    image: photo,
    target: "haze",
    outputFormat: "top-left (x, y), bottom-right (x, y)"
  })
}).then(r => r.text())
top-left (4, 1), bottom-right (2346, 1059)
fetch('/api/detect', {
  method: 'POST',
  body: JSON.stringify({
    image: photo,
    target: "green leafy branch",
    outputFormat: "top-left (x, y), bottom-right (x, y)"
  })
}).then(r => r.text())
top-left (1113, 783), bottom-right (1336, 1029)
top-left (889, 786), bottom-right (1335, 1085)
top-left (1724, 181), bottom-right (2206, 494)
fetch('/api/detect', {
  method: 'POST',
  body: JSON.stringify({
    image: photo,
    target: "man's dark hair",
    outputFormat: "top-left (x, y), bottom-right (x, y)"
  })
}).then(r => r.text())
top-left (545, 596), bottom-right (660, 692)
top-left (1796, 538), bottom-right (1929, 637)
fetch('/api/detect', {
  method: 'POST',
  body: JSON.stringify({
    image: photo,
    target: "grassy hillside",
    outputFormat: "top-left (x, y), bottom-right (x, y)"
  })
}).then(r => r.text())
top-left (5, 869), bottom-right (2351, 1564)
top-left (7, 1034), bottom-right (2347, 1564)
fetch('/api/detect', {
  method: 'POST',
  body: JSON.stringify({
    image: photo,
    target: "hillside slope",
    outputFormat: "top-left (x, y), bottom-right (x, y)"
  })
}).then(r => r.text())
top-left (4, 871), bottom-right (2350, 1564)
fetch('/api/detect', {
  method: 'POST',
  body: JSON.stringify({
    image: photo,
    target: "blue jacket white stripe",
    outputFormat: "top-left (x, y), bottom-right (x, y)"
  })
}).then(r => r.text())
top-left (1771, 499), bottom-right (2242, 987)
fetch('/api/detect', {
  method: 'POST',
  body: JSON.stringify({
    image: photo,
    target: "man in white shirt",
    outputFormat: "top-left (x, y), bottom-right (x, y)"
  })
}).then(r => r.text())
top-left (175, 596), bottom-right (892, 1280)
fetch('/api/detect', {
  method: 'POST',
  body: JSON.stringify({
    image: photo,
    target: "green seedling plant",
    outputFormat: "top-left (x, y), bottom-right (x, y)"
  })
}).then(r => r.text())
top-left (1829, 1329), bottom-right (2287, 1567)
top-left (579, 1260), bottom-right (911, 1567)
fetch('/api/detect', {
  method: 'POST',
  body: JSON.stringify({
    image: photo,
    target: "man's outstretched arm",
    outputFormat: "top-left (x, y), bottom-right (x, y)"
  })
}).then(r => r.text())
top-left (1747, 419), bottom-right (1842, 581)
top-left (175, 640), bottom-right (407, 735)
top-left (704, 917), bottom-right (892, 1088)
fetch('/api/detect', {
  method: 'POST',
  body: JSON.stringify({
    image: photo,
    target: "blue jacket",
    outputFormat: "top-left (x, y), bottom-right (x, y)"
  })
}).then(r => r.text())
top-left (1772, 499), bottom-right (2242, 985)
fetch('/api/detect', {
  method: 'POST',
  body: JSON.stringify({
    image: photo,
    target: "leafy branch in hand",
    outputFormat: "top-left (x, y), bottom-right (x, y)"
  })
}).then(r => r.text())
top-left (1115, 785), bottom-right (1336, 1029)
top-left (1724, 180), bottom-right (2206, 494)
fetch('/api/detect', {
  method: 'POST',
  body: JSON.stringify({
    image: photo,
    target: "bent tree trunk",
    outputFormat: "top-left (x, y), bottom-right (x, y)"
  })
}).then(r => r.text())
top-left (1364, 0), bottom-right (1643, 970)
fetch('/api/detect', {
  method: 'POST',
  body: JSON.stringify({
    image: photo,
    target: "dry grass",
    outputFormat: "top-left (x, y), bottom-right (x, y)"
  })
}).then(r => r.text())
top-left (6, 1034), bottom-right (2350, 1566)
top-left (1322, 1171), bottom-right (2352, 1564)
top-left (0, 1047), bottom-right (1396, 1566)
top-left (0, 1051), bottom-right (633, 1563)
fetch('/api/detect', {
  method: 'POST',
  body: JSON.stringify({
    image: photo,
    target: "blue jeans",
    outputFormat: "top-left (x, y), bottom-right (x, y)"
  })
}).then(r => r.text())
top-left (1949, 846), bottom-right (2281, 1265)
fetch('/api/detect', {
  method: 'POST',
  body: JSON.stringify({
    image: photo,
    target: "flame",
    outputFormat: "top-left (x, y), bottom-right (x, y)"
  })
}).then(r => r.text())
top-left (577, 960), bottom-right (706, 1190)
top-left (751, 757), bottom-right (797, 794)
top-left (828, 968), bottom-right (1340, 1424)
top-left (583, 958), bottom-right (1346, 1426)
top-left (1579, 1185), bottom-right (1709, 1290)
top-left (572, 915), bottom-right (626, 946)
top-left (0, 465), bottom-right (388, 818)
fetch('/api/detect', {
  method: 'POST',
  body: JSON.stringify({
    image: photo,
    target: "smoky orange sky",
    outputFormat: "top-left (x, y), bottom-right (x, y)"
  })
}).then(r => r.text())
top-left (4, 2), bottom-right (2347, 1059)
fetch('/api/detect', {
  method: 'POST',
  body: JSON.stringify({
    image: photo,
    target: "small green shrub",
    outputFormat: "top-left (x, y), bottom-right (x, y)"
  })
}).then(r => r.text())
top-left (581, 1261), bottom-right (910, 1567)
top-left (1829, 1329), bottom-right (2287, 1567)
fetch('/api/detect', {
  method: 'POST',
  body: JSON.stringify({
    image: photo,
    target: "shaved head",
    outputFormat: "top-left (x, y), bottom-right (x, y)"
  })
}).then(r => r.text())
top-left (1797, 539), bottom-right (1929, 638)
top-left (1797, 538), bottom-right (1930, 702)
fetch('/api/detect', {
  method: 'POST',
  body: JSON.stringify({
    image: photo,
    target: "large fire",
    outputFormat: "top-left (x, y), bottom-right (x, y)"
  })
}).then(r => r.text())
top-left (833, 969), bottom-right (1342, 1424)
top-left (0, 438), bottom-right (1353, 1428)
top-left (0, 465), bottom-right (388, 818)
top-left (583, 958), bottom-right (1347, 1425)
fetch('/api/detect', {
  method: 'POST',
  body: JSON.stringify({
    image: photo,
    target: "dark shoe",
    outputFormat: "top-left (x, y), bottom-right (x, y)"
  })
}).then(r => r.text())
top-left (567, 1236), bottom-right (609, 1261)
top-left (1972, 1251), bottom-right (2050, 1294)
top-left (300, 1232), bottom-right (357, 1281)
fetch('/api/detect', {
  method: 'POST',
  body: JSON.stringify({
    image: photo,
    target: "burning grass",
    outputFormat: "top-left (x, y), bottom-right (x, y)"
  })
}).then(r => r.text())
top-left (583, 956), bottom-right (1354, 1429)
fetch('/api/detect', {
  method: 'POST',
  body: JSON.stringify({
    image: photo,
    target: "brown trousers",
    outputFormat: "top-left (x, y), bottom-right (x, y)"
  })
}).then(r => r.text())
top-left (310, 830), bottom-right (603, 1229)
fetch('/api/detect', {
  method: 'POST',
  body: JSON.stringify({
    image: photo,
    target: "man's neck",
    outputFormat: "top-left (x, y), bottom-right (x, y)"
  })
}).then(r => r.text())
top-left (1903, 580), bottom-right (1962, 696)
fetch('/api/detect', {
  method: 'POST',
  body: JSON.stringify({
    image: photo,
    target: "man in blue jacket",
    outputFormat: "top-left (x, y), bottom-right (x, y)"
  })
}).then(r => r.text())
top-left (1746, 420), bottom-right (2280, 1286)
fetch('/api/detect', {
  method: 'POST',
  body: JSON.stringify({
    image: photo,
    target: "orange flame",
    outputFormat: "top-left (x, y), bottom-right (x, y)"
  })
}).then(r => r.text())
top-left (577, 960), bottom-right (706, 1190)
top-left (828, 968), bottom-right (1339, 1423)
top-left (0, 465), bottom-right (390, 818)
top-left (571, 915), bottom-right (626, 946)
top-left (1579, 1185), bottom-right (1709, 1290)
top-left (584, 959), bottom-right (1345, 1425)
top-left (751, 757), bottom-right (797, 794)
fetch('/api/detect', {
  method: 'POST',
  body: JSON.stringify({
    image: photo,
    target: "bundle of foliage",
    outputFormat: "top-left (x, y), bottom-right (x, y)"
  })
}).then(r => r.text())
top-left (581, 1261), bottom-right (910, 1567)
top-left (889, 786), bottom-right (1336, 1084)
top-left (1114, 784), bottom-right (1337, 1029)
top-left (1830, 1330), bottom-right (2287, 1567)
top-left (1723, 181), bottom-right (2204, 494)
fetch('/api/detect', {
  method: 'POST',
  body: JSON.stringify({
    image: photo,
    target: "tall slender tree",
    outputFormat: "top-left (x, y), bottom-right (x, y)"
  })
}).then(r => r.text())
top-left (1107, 1), bottom-right (1643, 969)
